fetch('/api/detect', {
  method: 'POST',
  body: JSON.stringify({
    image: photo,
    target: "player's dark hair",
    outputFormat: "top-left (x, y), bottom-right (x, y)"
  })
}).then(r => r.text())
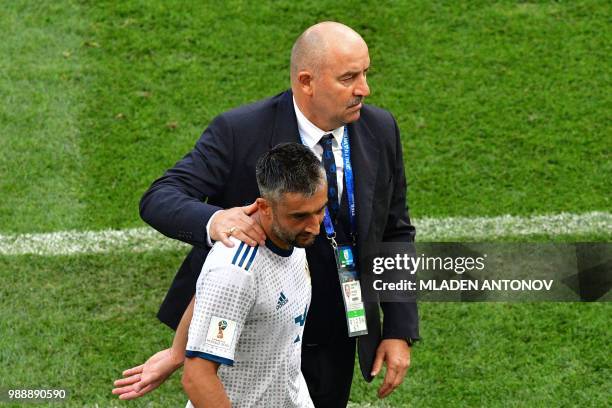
top-left (256, 143), bottom-right (325, 201)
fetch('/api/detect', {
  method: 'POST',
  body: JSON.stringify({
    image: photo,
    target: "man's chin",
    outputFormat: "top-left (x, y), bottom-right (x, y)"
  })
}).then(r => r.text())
top-left (294, 235), bottom-right (317, 248)
top-left (344, 109), bottom-right (361, 123)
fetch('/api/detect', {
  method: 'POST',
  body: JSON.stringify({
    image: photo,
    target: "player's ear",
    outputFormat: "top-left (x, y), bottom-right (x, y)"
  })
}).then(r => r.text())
top-left (256, 197), bottom-right (272, 217)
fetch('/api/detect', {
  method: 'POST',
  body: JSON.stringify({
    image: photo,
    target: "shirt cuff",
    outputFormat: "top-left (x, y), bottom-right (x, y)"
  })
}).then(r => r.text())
top-left (205, 210), bottom-right (222, 247)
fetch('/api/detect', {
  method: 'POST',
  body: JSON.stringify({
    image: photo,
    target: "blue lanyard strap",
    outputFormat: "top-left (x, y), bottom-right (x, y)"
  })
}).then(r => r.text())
top-left (321, 127), bottom-right (356, 243)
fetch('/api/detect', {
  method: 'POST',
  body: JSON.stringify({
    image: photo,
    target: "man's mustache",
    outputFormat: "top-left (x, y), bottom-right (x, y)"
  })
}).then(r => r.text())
top-left (347, 97), bottom-right (363, 108)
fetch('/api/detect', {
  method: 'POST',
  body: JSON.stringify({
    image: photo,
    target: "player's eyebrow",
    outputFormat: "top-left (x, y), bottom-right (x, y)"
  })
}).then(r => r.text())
top-left (288, 202), bottom-right (328, 217)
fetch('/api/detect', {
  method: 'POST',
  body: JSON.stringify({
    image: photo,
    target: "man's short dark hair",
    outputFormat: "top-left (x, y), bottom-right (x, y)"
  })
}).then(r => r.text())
top-left (256, 143), bottom-right (325, 201)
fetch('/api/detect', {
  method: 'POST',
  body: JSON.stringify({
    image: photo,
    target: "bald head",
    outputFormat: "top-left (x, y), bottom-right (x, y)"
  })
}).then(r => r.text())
top-left (290, 22), bottom-right (371, 131)
top-left (290, 22), bottom-right (366, 83)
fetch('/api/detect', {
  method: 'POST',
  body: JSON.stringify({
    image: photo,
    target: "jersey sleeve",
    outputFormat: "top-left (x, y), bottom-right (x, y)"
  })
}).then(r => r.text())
top-left (185, 262), bottom-right (255, 366)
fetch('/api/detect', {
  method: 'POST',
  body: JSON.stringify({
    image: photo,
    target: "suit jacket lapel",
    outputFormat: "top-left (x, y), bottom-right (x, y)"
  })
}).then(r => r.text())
top-left (348, 116), bottom-right (379, 245)
top-left (271, 90), bottom-right (301, 147)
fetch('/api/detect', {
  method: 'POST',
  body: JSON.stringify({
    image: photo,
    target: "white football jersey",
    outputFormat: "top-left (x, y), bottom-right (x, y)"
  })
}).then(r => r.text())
top-left (186, 237), bottom-right (313, 408)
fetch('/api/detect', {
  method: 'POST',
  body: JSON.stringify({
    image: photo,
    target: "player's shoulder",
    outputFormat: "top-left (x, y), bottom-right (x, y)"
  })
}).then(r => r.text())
top-left (207, 238), bottom-right (261, 272)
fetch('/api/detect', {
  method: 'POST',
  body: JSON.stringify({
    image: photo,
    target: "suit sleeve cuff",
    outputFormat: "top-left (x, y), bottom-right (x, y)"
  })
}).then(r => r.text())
top-left (205, 210), bottom-right (222, 247)
top-left (381, 301), bottom-right (420, 340)
top-left (382, 331), bottom-right (421, 344)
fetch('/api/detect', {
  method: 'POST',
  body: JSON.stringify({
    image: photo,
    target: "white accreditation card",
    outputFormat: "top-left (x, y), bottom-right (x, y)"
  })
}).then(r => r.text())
top-left (335, 244), bottom-right (368, 337)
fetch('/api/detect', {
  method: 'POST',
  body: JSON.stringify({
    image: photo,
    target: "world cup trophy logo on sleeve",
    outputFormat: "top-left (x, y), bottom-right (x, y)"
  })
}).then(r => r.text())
top-left (217, 320), bottom-right (228, 339)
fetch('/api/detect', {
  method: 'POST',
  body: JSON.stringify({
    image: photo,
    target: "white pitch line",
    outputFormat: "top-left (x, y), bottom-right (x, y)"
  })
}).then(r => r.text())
top-left (0, 227), bottom-right (188, 256)
top-left (0, 211), bottom-right (610, 256)
top-left (416, 211), bottom-right (612, 241)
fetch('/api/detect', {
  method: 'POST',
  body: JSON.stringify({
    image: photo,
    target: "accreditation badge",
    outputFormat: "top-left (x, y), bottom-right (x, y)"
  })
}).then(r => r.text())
top-left (334, 244), bottom-right (368, 337)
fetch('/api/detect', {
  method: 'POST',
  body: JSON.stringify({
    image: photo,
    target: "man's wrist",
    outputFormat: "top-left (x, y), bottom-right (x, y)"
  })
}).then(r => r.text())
top-left (205, 210), bottom-right (222, 247)
top-left (169, 348), bottom-right (186, 368)
top-left (382, 335), bottom-right (418, 347)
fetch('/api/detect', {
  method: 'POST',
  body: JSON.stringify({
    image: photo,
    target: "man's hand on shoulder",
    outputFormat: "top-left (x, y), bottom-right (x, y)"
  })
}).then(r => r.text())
top-left (371, 339), bottom-right (411, 399)
top-left (210, 201), bottom-right (266, 247)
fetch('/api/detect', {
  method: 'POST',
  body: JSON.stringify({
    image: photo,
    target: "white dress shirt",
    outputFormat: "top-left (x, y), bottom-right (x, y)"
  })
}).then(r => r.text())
top-left (205, 98), bottom-right (346, 246)
top-left (292, 96), bottom-right (345, 200)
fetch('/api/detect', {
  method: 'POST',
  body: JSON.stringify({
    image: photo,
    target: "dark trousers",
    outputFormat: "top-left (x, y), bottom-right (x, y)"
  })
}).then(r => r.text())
top-left (301, 336), bottom-right (356, 408)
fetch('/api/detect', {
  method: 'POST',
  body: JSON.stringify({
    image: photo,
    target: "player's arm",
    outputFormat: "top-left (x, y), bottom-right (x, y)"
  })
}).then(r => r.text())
top-left (182, 358), bottom-right (230, 408)
top-left (183, 261), bottom-right (255, 403)
top-left (169, 294), bottom-right (194, 364)
top-left (112, 251), bottom-right (256, 399)
top-left (111, 297), bottom-right (195, 399)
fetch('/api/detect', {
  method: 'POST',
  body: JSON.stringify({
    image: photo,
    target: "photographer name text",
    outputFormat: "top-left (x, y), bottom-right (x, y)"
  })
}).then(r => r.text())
top-left (373, 279), bottom-right (554, 291)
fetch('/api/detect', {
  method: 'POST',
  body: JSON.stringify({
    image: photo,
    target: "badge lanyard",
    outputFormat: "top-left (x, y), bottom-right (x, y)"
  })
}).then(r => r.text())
top-left (300, 127), bottom-right (368, 337)
top-left (322, 127), bottom-right (356, 247)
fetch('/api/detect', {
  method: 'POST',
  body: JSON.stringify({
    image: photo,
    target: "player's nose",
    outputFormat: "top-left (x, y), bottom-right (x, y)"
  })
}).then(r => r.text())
top-left (305, 216), bottom-right (321, 235)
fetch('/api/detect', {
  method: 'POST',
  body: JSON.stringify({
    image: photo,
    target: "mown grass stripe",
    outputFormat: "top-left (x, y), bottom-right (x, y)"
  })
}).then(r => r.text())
top-left (0, 212), bottom-right (609, 256)
top-left (0, 1), bottom-right (86, 233)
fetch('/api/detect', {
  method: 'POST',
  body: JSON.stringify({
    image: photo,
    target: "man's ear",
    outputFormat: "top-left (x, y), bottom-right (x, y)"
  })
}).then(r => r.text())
top-left (296, 70), bottom-right (314, 96)
top-left (256, 197), bottom-right (272, 217)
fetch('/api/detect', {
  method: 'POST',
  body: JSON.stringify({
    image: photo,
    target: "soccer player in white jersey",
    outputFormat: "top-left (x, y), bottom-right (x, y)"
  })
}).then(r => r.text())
top-left (182, 143), bottom-right (327, 408)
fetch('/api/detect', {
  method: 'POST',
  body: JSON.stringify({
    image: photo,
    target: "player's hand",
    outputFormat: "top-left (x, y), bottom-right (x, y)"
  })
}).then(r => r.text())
top-left (209, 202), bottom-right (266, 247)
top-left (111, 348), bottom-right (183, 400)
top-left (371, 339), bottom-right (411, 399)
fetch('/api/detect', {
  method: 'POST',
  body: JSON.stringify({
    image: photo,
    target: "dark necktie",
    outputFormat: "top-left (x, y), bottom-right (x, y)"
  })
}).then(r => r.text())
top-left (319, 134), bottom-right (340, 222)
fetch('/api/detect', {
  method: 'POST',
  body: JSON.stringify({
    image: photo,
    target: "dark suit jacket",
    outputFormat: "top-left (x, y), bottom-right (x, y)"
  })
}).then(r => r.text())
top-left (140, 90), bottom-right (419, 381)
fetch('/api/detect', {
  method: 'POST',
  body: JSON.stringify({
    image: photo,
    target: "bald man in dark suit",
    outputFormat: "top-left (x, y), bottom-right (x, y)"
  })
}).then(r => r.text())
top-left (113, 22), bottom-right (419, 408)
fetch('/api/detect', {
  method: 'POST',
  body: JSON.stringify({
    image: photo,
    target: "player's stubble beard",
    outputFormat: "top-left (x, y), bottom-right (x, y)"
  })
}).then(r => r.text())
top-left (271, 214), bottom-right (318, 249)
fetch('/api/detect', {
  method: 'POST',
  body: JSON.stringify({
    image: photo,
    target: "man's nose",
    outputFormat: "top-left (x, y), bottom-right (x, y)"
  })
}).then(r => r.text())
top-left (305, 216), bottom-right (321, 235)
top-left (355, 74), bottom-right (370, 97)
